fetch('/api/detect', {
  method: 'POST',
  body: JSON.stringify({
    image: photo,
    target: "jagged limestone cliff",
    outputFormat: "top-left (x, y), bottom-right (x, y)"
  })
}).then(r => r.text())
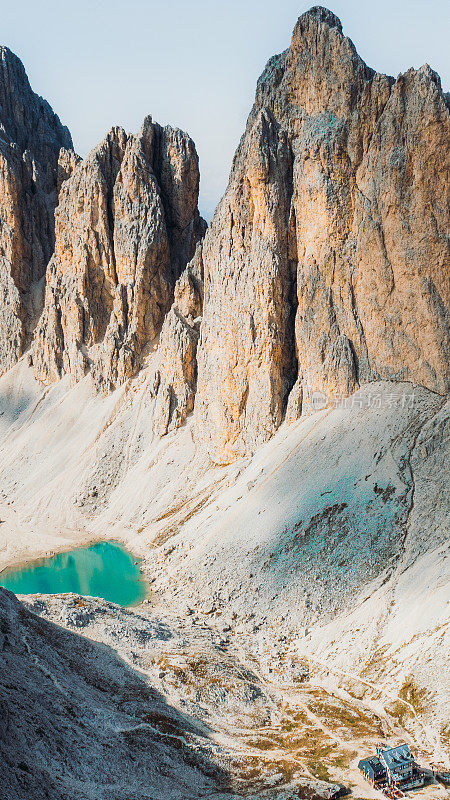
top-left (3, 8), bottom-right (447, 460)
top-left (0, 47), bottom-right (72, 375)
top-left (194, 6), bottom-right (450, 462)
top-left (33, 117), bottom-right (205, 391)
top-left (151, 242), bottom-right (204, 435)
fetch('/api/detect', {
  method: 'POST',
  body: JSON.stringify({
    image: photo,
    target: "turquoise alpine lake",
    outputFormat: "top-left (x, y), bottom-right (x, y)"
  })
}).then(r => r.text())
top-left (0, 541), bottom-right (147, 606)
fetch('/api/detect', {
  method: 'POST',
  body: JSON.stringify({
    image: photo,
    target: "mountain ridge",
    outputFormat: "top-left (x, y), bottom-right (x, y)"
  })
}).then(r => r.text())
top-left (0, 45), bottom-right (73, 375)
top-left (194, 5), bottom-right (449, 462)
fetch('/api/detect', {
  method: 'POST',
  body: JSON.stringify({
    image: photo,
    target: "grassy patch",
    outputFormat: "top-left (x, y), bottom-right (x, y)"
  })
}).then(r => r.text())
top-left (440, 724), bottom-right (450, 750)
top-left (387, 700), bottom-right (411, 726)
top-left (387, 679), bottom-right (428, 725)
top-left (307, 697), bottom-right (384, 738)
top-left (306, 758), bottom-right (333, 782)
top-left (305, 743), bottom-right (357, 781)
top-left (398, 678), bottom-right (428, 714)
top-left (361, 645), bottom-right (389, 680)
top-left (330, 750), bottom-right (358, 770)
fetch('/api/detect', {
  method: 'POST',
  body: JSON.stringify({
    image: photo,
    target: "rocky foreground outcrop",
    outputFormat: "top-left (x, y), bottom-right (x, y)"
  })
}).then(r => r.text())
top-left (0, 587), bottom-right (343, 800)
top-left (0, 47), bottom-right (72, 376)
top-left (33, 116), bottom-right (205, 391)
top-left (0, 587), bottom-right (230, 800)
top-left (195, 6), bottom-right (450, 462)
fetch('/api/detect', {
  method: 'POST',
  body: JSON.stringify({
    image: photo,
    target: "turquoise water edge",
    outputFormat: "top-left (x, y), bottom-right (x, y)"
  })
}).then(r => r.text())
top-left (0, 541), bottom-right (147, 607)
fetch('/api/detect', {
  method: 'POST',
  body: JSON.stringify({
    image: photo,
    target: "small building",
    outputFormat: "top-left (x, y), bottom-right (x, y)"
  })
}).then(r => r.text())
top-left (358, 756), bottom-right (387, 786)
top-left (359, 744), bottom-right (425, 792)
top-left (377, 744), bottom-right (415, 786)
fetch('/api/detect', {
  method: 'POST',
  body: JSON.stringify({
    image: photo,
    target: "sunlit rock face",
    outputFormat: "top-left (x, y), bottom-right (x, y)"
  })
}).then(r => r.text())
top-left (151, 243), bottom-right (204, 436)
top-left (195, 6), bottom-right (450, 463)
top-left (0, 46), bottom-right (72, 376)
top-left (33, 116), bottom-right (206, 391)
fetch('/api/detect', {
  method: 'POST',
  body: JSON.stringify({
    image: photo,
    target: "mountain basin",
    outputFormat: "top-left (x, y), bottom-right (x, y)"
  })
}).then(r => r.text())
top-left (0, 541), bottom-right (147, 607)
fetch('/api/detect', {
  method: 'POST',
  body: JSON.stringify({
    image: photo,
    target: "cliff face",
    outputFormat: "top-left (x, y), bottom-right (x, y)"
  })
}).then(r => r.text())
top-left (1, 10), bottom-right (449, 460)
top-left (0, 47), bottom-right (72, 376)
top-left (33, 117), bottom-right (205, 391)
top-left (195, 7), bottom-right (450, 463)
top-left (151, 243), bottom-right (204, 436)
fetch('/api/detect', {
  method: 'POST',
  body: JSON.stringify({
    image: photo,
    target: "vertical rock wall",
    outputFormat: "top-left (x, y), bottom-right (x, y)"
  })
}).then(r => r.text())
top-left (33, 117), bottom-right (205, 390)
top-left (0, 47), bottom-right (72, 375)
top-left (195, 6), bottom-right (450, 463)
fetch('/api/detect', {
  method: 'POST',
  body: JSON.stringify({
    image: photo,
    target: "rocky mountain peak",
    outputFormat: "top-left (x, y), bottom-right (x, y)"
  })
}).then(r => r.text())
top-left (0, 46), bottom-right (73, 377)
top-left (194, 8), bottom-right (449, 463)
top-left (0, 22), bottom-right (448, 468)
top-left (32, 116), bottom-right (205, 391)
top-left (0, 45), bottom-right (72, 158)
top-left (298, 6), bottom-right (343, 33)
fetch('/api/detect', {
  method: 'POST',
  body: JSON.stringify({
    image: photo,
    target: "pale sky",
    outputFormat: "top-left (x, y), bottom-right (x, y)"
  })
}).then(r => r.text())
top-left (2, 0), bottom-right (449, 220)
